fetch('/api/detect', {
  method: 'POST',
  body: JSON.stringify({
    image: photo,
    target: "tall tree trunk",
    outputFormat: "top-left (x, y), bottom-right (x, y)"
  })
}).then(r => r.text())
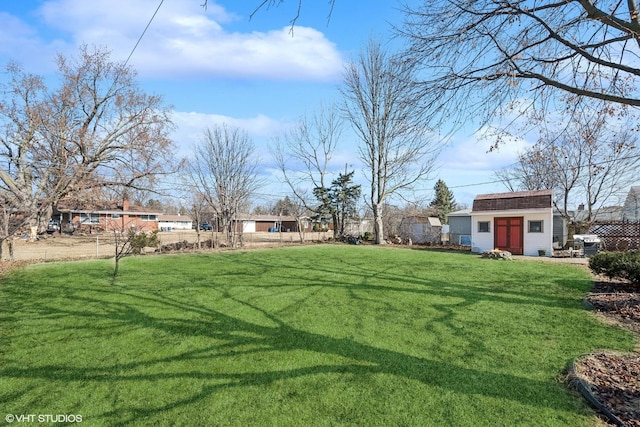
top-left (296, 217), bottom-right (305, 243)
top-left (372, 203), bottom-right (385, 244)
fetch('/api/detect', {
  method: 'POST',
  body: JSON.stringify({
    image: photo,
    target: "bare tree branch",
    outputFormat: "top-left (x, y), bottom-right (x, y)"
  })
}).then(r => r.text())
top-left (188, 124), bottom-right (261, 248)
top-left (399, 0), bottom-right (640, 130)
top-left (271, 103), bottom-right (342, 219)
top-left (0, 45), bottom-right (175, 259)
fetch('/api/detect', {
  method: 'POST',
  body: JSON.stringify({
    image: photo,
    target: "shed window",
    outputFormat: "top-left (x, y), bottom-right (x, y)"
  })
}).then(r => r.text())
top-left (528, 220), bottom-right (543, 233)
top-left (478, 221), bottom-right (490, 233)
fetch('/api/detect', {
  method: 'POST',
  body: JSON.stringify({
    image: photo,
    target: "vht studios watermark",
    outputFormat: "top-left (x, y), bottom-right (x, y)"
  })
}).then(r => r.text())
top-left (5, 414), bottom-right (82, 423)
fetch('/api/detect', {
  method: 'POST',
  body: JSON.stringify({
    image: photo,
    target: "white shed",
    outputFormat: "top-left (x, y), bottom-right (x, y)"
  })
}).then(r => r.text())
top-left (399, 216), bottom-right (442, 244)
top-left (470, 190), bottom-right (553, 256)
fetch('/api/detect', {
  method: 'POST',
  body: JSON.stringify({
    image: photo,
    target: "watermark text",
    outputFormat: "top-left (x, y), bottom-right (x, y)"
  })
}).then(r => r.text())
top-left (5, 414), bottom-right (82, 423)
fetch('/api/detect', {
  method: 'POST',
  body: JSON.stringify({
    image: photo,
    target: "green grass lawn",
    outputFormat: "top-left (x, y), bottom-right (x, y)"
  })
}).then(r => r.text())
top-left (0, 245), bottom-right (634, 426)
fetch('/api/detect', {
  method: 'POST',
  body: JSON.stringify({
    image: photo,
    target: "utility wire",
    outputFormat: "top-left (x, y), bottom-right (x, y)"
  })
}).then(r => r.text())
top-left (123, 0), bottom-right (165, 69)
top-left (106, 0), bottom-right (164, 96)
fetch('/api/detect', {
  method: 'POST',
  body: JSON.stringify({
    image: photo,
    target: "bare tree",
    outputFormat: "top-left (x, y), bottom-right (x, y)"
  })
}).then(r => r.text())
top-left (0, 45), bottom-right (174, 260)
top-left (400, 1), bottom-right (640, 130)
top-left (496, 106), bottom-right (640, 223)
top-left (187, 193), bottom-right (209, 250)
top-left (272, 104), bottom-right (343, 231)
top-left (287, 195), bottom-right (310, 243)
top-left (341, 38), bottom-right (439, 244)
top-left (113, 226), bottom-right (160, 277)
top-left (190, 124), bottom-right (260, 248)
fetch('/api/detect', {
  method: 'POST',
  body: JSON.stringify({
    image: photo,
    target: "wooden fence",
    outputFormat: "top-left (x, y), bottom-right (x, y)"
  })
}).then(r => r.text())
top-left (589, 221), bottom-right (640, 250)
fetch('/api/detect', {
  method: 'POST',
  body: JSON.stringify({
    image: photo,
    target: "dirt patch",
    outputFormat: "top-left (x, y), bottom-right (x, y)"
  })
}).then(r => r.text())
top-left (573, 278), bottom-right (640, 426)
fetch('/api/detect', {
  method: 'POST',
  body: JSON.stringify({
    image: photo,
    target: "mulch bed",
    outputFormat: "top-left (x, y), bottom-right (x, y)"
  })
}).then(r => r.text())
top-left (572, 278), bottom-right (640, 426)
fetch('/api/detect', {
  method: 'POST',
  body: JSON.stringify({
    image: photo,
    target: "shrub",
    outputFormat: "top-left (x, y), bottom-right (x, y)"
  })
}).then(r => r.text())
top-left (362, 231), bottom-right (372, 241)
top-left (129, 230), bottom-right (160, 255)
top-left (588, 250), bottom-right (640, 285)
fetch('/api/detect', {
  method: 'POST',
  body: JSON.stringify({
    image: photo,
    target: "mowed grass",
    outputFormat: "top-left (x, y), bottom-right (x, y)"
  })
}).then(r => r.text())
top-left (0, 246), bottom-right (634, 426)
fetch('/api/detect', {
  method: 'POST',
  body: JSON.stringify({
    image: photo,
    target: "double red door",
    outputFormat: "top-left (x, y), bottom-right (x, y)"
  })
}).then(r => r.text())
top-left (494, 217), bottom-right (523, 255)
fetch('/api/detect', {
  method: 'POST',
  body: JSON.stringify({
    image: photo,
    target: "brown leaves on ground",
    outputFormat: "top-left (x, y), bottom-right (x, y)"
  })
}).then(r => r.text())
top-left (575, 279), bottom-right (640, 426)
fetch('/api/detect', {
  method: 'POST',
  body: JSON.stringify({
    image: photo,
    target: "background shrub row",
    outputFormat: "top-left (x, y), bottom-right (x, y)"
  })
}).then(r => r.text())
top-left (588, 251), bottom-right (640, 285)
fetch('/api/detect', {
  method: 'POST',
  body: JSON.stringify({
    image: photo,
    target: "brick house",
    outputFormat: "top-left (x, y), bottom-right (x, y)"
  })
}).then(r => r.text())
top-left (53, 199), bottom-right (160, 233)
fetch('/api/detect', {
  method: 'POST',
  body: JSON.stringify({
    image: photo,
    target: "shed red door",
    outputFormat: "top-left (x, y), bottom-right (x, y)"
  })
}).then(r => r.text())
top-left (494, 217), bottom-right (523, 255)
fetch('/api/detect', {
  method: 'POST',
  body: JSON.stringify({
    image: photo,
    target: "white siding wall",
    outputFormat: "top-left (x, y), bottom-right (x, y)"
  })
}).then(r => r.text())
top-left (242, 221), bottom-right (256, 233)
top-left (159, 221), bottom-right (192, 230)
top-left (470, 213), bottom-right (495, 254)
top-left (470, 210), bottom-right (554, 256)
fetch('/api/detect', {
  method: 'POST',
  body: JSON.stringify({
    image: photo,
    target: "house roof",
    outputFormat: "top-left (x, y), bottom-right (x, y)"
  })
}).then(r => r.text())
top-left (472, 189), bottom-right (553, 212)
top-left (159, 214), bottom-right (193, 222)
top-left (235, 214), bottom-right (306, 222)
top-left (573, 205), bottom-right (624, 222)
top-left (55, 200), bottom-right (161, 215)
top-left (447, 209), bottom-right (471, 217)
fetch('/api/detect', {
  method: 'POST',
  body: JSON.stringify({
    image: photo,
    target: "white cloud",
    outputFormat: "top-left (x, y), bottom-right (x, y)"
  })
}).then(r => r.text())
top-left (431, 128), bottom-right (535, 204)
top-left (439, 127), bottom-right (532, 173)
top-left (170, 110), bottom-right (292, 157)
top-left (32, 0), bottom-right (343, 81)
top-left (0, 11), bottom-right (68, 71)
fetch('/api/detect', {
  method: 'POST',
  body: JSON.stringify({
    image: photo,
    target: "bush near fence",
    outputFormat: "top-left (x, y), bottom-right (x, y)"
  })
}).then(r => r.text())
top-left (588, 250), bottom-right (640, 285)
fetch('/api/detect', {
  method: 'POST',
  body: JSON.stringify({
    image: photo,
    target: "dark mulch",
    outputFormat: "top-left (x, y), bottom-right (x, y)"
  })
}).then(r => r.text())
top-left (574, 278), bottom-right (640, 426)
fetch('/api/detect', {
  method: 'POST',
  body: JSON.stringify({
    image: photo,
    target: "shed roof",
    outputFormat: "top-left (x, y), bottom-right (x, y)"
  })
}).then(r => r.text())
top-left (472, 189), bottom-right (552, 212)
top-left (401, 216), bottom-right (442, 226)
top-left (474, 189), bottom-right (552, 200)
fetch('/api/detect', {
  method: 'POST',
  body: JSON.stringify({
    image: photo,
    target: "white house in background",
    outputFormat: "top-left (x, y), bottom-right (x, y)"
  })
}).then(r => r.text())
top-left (470, 190), bottom-right (554, 256)
top-left (158, 214), bottom-right (193, 231)
top-left (623, 186), bottom-right (640, 221)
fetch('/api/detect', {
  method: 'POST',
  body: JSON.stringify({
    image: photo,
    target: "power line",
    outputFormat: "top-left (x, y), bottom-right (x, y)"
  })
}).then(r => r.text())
top-left (123, 0), bottom-right (165, 69)
top-left (106, 0), bottom-right (164, 96)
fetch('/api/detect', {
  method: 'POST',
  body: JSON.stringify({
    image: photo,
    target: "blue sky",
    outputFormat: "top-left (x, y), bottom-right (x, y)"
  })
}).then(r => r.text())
top-left (0, 0), bottom-right (531, 207)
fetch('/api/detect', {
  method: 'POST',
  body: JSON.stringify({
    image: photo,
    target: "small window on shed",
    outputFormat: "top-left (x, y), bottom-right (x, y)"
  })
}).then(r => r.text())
top-left (478, 221), bottom-right (490, 233)
top-left (528, 220), bottom-right (543, 233)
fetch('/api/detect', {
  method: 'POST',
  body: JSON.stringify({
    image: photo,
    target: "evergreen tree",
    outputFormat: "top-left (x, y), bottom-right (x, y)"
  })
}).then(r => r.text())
top-left (430, 179), bottom-right (456, 224)
top-left (312, 186), bottom-right (335, 234)
top-left (330, 170), bottom-right (361, 237)
top-left (273, 196), bottom-right (295, 216)
top-left (313, 170), bottom-right (361, 238)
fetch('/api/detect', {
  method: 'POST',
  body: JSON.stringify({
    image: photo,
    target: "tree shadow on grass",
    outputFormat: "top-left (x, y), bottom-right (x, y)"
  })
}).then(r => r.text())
top-left (1, 283), bottom-right (594, 425)
top-left (0, 249), bottom-right (605, 425)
